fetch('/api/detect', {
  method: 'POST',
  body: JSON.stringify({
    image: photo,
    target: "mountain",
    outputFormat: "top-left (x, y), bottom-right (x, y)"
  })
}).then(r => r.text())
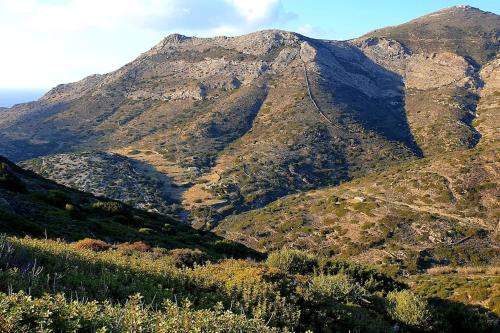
top-left (1, 30), bottom-right (423, 223)
top-left (2, 7), bottom-right (499, 240)
top-left (364, 5), bottom-right (499, 64)
top-left (214, 6), bottom-right (500, 267)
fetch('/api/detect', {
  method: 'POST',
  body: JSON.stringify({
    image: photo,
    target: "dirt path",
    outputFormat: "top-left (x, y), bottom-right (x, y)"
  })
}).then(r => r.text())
top-left (367, 194), bottom-right (490, 229)
top-left (298, 44), bottom-right (334, 126)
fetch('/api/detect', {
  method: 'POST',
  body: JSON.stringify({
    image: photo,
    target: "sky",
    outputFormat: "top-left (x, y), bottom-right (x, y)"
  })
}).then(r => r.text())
top-left (0, 0), bottom-right (499, 106)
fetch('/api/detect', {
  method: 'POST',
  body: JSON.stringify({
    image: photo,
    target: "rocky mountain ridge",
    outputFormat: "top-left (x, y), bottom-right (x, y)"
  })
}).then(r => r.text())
top-left (4, 7), bottom-right (500, 242)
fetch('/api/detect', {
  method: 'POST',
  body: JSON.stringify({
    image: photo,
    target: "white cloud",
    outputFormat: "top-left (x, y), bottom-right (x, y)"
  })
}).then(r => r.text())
top-left (1, 0), bottom-right (289, 33)
top-left (0, 0), bottom-right (295, 89)
top-left (298, 23), bottom-right (313, 34)
top-left (225, 0), bottom-right (280, 22)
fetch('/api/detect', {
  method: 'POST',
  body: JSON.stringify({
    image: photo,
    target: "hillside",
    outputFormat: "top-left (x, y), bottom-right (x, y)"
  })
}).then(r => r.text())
top-left (21, 151), bottom-right (179, 216)
top-left (0, 154), bottom-right (255, 258)
top-left (216, 141), bottom-right (499, 264)
top-left (3, 156), bottom-right (498, 332)
top-left (1, 6), bottom-right (497, 253)
top-left (1, 30), bottom-right (424, 223)
top-left (364, 5), bottom-right (499, 64)
top-left (216, 49), bottom-right (500, 269)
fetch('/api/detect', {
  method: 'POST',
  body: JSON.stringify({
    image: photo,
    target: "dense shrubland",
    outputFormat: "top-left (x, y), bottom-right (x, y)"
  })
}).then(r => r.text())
top-left (0, 237), bottom-right (498, 332)
top-left (0, 292), bottom-right (281, 333)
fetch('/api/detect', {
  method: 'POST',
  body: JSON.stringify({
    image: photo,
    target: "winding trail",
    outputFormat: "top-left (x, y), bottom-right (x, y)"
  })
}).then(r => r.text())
top-left (298, 44), bottom-right (334, 126)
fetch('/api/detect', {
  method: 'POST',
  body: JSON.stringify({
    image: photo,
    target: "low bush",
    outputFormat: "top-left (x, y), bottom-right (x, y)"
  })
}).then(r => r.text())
top-left (1, 236), bottom-right (495, 332)
top-left (309, 273), bottom-right (368, 304)
top-left (320, 258), bottom-right (404, 293)
top-left (266, 249), bottom-right (318, 274)
top-left (116, 241), bottom-right (151, 253)
top-left (35, 190), bottom-right (72, 208)
top-left (73, 238), bottom-right (111, 252)
top-left (65, 203), bottom-right (84, 219)
top-left (168, 248), bottom-right (208, 267)
top-left (386, 290), bottom-right (430, 329)
top-left (91, 201), bottom-right (127, 215)
top-left (138, 227), bottom-right (154, 234)
top-left (0, 292), bottom-right (281, 333)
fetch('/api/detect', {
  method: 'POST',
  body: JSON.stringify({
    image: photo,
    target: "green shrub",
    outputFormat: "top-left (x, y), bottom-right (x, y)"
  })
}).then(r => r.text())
top-left (266, 249), bottom-right (317, 274)
top-left (320, 258), bottom-right (404, 293)
top-left (36, 190), bottom-right (71, 208)
top-left (91, 201), bottom-right (127, 215)
top-left (386, 290), bottom-right (430, 329)
top-left (0, 292), bottom-right (281, 332)
top-left (138, 227), bottom-right (154, 234)
top-left (309, 273), bottom-right (368, 304)
top-left (65, 203), bottom-right (84, 219)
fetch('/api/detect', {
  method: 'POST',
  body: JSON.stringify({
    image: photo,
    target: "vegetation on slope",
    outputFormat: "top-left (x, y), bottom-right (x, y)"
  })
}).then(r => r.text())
top-left (0, 155), bottom-right (254, 259)
top-left (216, 143), bottom-right (499, 271)
top-left (22, 151), bottom-right (179, 216)
top-left (1, 236), bottom-right (498, 332)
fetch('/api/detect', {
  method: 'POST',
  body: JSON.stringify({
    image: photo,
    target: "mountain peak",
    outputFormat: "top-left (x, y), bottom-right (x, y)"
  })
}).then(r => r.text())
top-left (412, 4), bottom-right (488, 20)
top-left (444, 4), bottom-right (480, 11)
top-left (162, 33), bottom-right (192, 44)
top-left (363, 5), bottom-right (499, 64)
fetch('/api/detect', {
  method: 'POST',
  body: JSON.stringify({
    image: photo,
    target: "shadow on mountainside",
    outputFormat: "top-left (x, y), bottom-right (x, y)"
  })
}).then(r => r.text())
top-left (310, 39), bottom-right (424, 158)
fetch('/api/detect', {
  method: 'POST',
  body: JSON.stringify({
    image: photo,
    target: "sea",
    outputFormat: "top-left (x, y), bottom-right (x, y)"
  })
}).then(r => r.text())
top-left (0, 89), bottom-right (47, 108)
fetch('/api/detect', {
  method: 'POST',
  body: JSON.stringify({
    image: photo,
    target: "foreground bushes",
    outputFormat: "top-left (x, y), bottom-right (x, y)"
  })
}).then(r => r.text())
top-left (0, 237), bottom-right (497, 332)
top-left (0, 292), bottom-right (282, 333)
top-left (309, 274), bottom-right (368, 304)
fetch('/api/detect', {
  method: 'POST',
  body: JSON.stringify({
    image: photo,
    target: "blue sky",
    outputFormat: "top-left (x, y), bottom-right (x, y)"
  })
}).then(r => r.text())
top-left (0, 0), bottom-right (498, 99)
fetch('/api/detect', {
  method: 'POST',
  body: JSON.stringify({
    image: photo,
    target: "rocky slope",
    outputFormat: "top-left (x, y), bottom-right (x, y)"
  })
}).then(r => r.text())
top-left (216, 141), bottom-right (499, 266)
top-left (2, 6), bottom-right (499, 232)
top-left (21, 151), bottom-right (179, 216)
top-left (5, 30), bottom-right (423, 222)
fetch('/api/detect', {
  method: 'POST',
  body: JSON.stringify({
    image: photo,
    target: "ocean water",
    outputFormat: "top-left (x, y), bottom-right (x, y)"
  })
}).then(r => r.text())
top-left (0, 89), bottom-right (47, 108)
